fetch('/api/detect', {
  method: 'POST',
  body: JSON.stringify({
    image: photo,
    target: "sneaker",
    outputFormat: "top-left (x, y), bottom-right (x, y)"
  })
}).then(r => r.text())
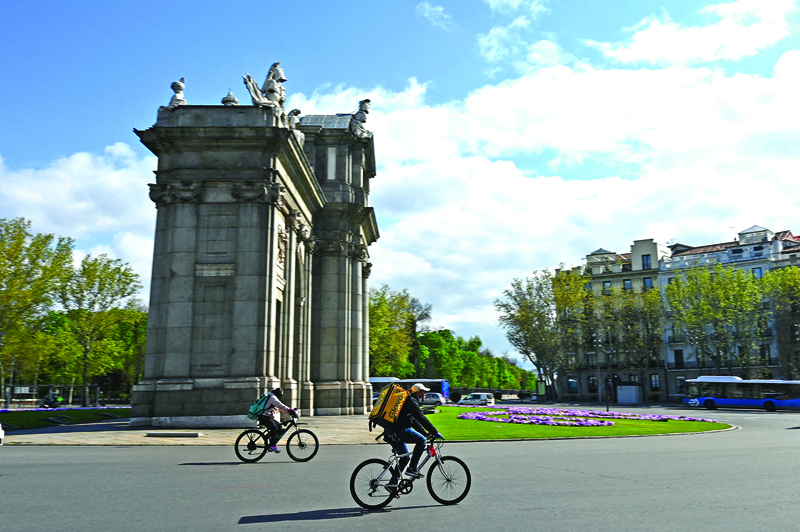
top-left (405, 467), bottom-right (423, 478)
top-left (268, 446), bottom-right (281, 453)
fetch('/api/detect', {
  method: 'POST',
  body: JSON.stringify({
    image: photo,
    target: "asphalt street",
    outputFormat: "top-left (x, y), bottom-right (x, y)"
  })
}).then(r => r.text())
top-left (2, 404), bottom-right (800, 531)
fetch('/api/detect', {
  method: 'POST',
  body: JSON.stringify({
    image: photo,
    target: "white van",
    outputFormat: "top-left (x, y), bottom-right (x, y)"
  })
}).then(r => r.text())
top-left (457, 393), bottom-right (495, 406)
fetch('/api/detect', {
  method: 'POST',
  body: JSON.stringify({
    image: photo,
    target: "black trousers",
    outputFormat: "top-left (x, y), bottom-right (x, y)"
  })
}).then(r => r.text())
top-left (258, 415), bottom-right (281, 445)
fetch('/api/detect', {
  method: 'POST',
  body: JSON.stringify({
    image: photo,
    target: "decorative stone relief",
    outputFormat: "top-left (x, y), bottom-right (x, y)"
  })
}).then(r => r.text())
top-left (349, 98), bottom-right (372, 138)
top-left (232, 180), bottom-right (268, 202)
top-left (170, 181), bottom-right (203, 202)
top-left (317, 239), bottom-right (347, 257)
top-left (270, 182), bottom-right (286, 208)
top-left (363, 261), bottom-right (372, 278)
top-left (148, 183), bottom-right (170, 205)
top-left (277, 225), bottom-right (288, 268)
top-left (289, 210), bottom-right (311, 241)
top-left (163, 78), bottom-right (186, 110)
top-left (147, 181), bottom-right (203, 205)
top-left (350, 243), bottom-right (368, 262)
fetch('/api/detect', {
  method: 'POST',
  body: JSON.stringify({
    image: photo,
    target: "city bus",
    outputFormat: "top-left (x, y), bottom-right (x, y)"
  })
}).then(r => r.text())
top-left (684, 376), bottom-right (800, 411)
top-left (369, 378), bottom-right (450, 399)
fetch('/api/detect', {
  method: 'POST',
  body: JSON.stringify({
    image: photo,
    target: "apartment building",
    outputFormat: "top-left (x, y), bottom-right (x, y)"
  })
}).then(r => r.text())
top-left (561, 226), bottom-right (800, 403)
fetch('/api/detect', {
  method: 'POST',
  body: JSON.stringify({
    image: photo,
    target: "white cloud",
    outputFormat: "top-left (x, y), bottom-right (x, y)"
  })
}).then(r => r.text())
top-left (585, 0), bottom-right (798, 65)
top-left (484, 0), bottom-right (548, 17)
top-left (0, 144), bottom-right (157, 301)
top-left (416, 2), bottom-right (456, 31)
top-left (478, 16), bottom-right (532, 63)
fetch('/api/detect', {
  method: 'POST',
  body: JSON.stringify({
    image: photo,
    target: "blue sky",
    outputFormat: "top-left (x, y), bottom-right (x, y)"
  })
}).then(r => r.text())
top-left (3, 0), bottom-right (800, 368)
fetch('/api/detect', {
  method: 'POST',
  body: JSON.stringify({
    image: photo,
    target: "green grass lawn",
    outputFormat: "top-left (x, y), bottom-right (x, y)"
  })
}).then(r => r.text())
top-left (426, 406), bottom-right (731, 440)
top-left (0, 407), bottom-right (132, 430)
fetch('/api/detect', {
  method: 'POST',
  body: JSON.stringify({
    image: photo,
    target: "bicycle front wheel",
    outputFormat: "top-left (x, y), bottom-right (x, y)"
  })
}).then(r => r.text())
top-left (286, 429), bottom-right (319, 462)
top-left (234, 429), bottom-right (268, 463)
top-left (427, 456), bottom-right (471, 505)
top-left (350, 458), bottom-right (397, 510)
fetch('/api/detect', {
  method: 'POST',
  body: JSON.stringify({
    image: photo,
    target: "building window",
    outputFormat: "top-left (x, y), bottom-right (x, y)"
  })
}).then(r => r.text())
top-left (673, 349), bottom-right (684, 369)
top-left (752, 267), bottom-right (762, 278)
top-left (567, 379), bottom-right (578, 394)
top-left (622, 263), bottom-right (632, 272)
top-left (588, 376), bottom-right (598, 393)
top-left (650, 374), bottom-right (660, 391)
top-left (602, 281), bottom-right (612, 295)
top-left (642, 254), bottom-right (652, 269)
top-left (677, 376), bottom-right (686, 395)
top-left (643, 277), bottom-right (653, 291)
top-left (623, 279), bottom-right (632, 291)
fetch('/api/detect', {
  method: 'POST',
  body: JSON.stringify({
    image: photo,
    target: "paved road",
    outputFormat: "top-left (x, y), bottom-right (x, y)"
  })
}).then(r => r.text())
top-left (2, 404), bottom-right (800, 531)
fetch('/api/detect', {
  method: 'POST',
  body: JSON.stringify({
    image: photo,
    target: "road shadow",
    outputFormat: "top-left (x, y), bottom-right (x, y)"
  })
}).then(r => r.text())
top-left (8, 420), bottom-right (136, 435)
top-left (238, 505), bottom-right (439, 524)
top-left (179, 462), bottom-right (250, 466)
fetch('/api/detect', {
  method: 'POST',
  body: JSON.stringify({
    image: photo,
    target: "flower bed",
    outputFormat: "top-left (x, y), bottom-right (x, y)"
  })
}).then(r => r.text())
top-left (453, 405), bottom-right (717, 426)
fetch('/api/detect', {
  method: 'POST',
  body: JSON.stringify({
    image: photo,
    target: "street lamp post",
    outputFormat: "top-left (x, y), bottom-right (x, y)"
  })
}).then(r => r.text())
top-left (594, 332), bottom-right (603, 405)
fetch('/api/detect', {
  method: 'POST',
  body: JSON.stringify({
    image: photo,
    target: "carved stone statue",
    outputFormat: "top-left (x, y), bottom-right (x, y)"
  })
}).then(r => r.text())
top-left (243, 62), bottom-right (287, 118)
top-left (287, 109), bottom-right (305, 147)
top-left (164, 78), bottom-right (186, 110)
top-left (261, 62), bottom-right (287, 108)
top-left (349, 98), bottom-right (372, 138)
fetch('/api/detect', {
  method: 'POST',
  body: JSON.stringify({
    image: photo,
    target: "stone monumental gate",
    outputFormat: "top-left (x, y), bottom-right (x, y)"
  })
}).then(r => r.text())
top-left (130, 65), bottom-right (378, 426)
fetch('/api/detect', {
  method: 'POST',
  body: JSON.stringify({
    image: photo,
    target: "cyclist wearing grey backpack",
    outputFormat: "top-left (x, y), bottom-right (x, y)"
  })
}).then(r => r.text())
top-left (257, 388), bottom-right (297, 453)
top-left (385, 383), bottom-right (443, 478)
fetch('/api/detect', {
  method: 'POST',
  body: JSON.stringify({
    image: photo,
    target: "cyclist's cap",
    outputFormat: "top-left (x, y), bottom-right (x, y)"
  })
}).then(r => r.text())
top-left (411, 383), bottom-right (430, 393)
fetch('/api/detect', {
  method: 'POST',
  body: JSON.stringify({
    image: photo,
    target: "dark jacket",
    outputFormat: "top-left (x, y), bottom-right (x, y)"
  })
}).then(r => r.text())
top-left (395, 395), bottom-right (437, 435)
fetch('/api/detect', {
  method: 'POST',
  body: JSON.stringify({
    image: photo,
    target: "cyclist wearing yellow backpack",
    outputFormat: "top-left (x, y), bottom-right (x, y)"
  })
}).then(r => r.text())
top-left (384, 383), bottom-right (443, 479)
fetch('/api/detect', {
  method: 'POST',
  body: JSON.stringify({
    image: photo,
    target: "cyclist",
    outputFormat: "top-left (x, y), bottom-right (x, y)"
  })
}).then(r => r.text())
top-left (257, 387), bottom-right (297, 453)
top-left (385, 382), bottom-right (443, 479)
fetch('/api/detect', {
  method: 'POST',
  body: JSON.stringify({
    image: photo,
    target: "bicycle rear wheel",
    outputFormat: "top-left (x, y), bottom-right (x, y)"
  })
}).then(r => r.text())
top-left (286, 429), bottom-right (319, 462)
top-left (426, 456), bottom-right (471, 505)
top-left (234, 429), bottom-right (268, 463)
top-left (350, 458), bottom-right (398, 510)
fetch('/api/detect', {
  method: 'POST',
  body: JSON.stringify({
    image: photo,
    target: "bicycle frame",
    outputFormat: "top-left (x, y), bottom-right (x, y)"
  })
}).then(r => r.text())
top-left (379, 439), bottom-right (447, 484)
top-left (264, 417), bottom-right (300, 444)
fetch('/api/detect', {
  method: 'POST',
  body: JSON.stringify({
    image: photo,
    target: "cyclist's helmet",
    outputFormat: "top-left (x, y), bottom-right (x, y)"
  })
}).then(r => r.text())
top-left (410, 383), bottom-right (430, 393)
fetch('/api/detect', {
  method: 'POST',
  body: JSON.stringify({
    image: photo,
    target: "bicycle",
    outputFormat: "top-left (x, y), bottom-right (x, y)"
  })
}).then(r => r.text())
top-left (349, 434), bottom-right (471, 510)
top-left (234, 415), bottom-right (319, 463)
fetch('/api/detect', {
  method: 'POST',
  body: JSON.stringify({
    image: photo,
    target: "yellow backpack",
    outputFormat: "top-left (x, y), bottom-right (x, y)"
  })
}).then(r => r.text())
top-left (369, 383), bottom-right (409, 431)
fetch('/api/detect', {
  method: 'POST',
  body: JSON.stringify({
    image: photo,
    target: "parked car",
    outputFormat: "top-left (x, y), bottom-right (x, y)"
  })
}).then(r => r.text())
top-left (0, 422), bottom-right (4, 446)
top-left (457, 393), bottom-right (495, 406)
top-left (421, 392), bottom-right (446, 406)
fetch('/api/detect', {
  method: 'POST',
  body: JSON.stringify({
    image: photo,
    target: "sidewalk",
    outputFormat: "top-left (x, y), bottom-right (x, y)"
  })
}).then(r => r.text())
top-left (3, 415), bottom-right (380, 446)
top-left (2, 402), bottom-right (692, 446)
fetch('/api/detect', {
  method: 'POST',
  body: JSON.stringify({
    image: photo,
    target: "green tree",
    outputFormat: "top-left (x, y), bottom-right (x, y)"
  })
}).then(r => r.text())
top-left (665, 264), bottom-right (768, 377)
top-left (0, 217), bottom-right (73, 391)
top-left (552, 267), bottom-right (592, 372)
top-left (368, 285), bottom-right (415, 377)
top-left (406, 297), bottom-right (432, 378)
top-left (763, 266), bottom-right (800, 378)
top-left (57, 254), bottom-right (142, 405)
top-left (495, 271), bottom-right (563, 400)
